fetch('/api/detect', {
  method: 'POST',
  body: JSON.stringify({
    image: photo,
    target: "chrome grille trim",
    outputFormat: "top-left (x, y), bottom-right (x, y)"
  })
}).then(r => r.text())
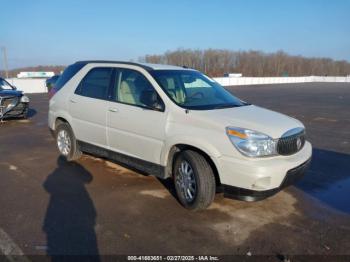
top-left (277, 128), bottom-right (306, 156)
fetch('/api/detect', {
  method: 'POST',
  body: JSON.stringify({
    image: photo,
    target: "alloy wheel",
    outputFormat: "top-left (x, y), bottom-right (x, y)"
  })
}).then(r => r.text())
top-left (176, 160), bottom-right (197, 202)
top-left (57, 129), bottom-right (71, 156)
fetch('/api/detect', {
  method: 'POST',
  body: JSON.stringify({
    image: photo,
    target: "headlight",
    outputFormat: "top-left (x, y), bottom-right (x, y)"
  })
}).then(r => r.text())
top-left (20, 96), bottom-right (30, 103)
top-left (6, 99), bottom-right (18, 110)
top-left (226, 127), bottom-right (277, 157)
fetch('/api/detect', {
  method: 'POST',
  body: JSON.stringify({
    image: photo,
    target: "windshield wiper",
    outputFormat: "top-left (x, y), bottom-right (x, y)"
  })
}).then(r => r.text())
top-left (212, 104), bottom-right (241, 109)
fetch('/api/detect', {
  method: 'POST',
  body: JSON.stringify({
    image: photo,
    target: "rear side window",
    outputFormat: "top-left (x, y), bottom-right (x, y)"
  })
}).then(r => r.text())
top-left (54, 63), bottom-right (85, 91)
top-left (75, 67), bottom-right (113, 100)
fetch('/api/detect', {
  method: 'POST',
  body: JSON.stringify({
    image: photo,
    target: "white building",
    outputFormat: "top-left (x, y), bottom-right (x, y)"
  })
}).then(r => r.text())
top-left (17, 71), bottom-right (55, 79)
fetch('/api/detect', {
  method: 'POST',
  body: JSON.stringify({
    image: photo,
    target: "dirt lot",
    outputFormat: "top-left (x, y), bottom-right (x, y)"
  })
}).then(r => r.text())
top-left (0, 83), bottom-right (349, 260)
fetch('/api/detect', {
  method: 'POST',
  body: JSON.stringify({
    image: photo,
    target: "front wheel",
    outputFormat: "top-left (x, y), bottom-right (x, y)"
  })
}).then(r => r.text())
top-left (173, 150), bottom-right (216, 210)
top-left (55, 122), bottom-right (82, 161)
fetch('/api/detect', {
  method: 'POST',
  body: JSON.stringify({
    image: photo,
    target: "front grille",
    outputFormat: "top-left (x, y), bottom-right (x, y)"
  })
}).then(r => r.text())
top-left (277, 129), bottom-right (306, 156)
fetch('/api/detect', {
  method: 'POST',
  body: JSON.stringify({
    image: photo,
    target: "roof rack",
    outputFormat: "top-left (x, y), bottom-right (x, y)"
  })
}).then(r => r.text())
top-left (74, 60), bottom-right (154, 71)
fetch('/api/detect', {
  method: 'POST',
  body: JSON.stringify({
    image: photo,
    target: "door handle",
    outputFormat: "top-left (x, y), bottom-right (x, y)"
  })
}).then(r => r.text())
top-left (108, 107), bottom-right (118, 113)
top-left (69, 99), bottom-right (77, 104)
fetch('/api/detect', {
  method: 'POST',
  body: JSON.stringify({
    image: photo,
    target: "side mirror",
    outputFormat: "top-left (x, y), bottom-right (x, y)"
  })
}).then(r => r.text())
top-left (140, 90), bottom-right (164, 111)
top-left (12, 85), bottom-right (17, 90)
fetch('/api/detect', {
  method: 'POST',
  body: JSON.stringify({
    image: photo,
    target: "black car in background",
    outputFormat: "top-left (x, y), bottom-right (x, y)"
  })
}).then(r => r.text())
top-left (45, 75), bottom-right (60, 91)
top-left (0, 77), bottom-right (30, 119)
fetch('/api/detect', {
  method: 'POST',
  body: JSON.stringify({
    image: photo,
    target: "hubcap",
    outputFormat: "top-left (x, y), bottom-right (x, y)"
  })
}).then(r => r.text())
top-left (176, 160), bottom-right (197, 202)
top-left (57, 130), bottom-right (71, 156)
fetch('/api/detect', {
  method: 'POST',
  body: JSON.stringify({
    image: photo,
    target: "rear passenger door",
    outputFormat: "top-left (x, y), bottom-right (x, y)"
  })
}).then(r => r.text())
top-left (69, 67), bottom-right (113, 148)
top-left (106, 68), bottom-right (167, 164)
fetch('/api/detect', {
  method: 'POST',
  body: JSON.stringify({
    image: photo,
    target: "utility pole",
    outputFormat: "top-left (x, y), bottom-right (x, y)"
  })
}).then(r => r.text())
top-left (1, 47), bottom-right (9, 79)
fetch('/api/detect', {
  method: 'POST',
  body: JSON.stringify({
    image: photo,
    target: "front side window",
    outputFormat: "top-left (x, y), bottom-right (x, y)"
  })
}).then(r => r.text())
top-left (0, 78), bottom-right (14, 91)
top-left (151, 70), bottom-right (248, 110)
top-left (76, 67), bottom-right (112, 100)
top-left (113, 68), bottom-right (164, 111)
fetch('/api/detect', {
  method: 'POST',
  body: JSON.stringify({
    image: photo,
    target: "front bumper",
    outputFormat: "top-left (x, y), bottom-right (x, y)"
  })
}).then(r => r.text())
top-left (222, 158), bottom-right (311, 201)
top-left (216, 141), bottom-right (312, 201)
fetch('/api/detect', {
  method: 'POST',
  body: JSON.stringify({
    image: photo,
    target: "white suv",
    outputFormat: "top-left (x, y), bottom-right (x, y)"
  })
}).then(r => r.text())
top-left (48, 61), bottom-right (312, 210)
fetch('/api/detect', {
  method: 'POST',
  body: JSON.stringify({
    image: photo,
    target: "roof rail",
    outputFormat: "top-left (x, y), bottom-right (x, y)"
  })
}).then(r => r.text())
top-left (74, 60), bottom-right (153, 71)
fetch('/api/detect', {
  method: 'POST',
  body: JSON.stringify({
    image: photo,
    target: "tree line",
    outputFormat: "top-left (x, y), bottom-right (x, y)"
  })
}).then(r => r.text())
top-left (2, 50), bottom-right (349, 78)
top-left (1, 65), bottom-right (65, 78)
top-left (142, 49), bottom-right (350, 77)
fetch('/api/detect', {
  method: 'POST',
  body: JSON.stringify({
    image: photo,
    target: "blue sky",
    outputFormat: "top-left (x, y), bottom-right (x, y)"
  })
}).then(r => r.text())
top-left (1, 0), bottom-right (349, 68)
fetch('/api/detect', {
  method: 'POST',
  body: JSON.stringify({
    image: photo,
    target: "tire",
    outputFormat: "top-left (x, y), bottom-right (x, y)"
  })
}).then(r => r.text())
top-left (173, 150), bottom-right (216, 210)
top-left (55, 122), bottom-right (82, 161)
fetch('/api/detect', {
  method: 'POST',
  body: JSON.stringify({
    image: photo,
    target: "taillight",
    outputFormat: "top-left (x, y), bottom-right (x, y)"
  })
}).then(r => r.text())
top-left (48, 87), bottom-right (57, 100)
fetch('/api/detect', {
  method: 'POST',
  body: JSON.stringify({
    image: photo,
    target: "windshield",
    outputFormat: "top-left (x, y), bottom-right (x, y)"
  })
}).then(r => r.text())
top-left (150, 70), bottom-right (247, 110)
top-left (0, 78), bottom-right (14, 91)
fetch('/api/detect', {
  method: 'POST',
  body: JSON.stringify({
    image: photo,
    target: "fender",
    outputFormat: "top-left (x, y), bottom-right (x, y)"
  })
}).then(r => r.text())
top-left (160, 135), bottom-right (222, 167)
top-left (52, 110), bottom-right (74, 132)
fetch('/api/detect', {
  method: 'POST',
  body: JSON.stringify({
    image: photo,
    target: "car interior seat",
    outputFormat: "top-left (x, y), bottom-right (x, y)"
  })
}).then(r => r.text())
top-left (118, 80), bottom-right (137, 104)
top-left (158, 77), bottom-right (186, 104)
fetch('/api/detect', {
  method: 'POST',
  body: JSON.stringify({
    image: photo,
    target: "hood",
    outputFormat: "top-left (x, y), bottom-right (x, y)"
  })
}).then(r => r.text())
top-left (0, 89), bottom-right (23, 97)
top-left (194, 105), bottom-right (304, 139)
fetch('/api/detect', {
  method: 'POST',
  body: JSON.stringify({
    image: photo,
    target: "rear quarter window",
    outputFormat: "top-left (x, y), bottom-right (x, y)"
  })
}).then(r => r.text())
top-left (54, 63), bottom-right (85, 91)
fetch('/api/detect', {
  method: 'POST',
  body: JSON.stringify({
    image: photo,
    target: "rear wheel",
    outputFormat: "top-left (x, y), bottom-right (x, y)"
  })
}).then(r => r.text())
top-left (55, 122), bottom-right (82, 161)
top-left (173, 150), bottom-right (216, 210)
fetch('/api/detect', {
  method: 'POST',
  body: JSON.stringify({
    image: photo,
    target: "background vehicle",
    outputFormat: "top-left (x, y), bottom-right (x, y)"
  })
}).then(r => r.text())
top-left (46, 75), bottom-right (60, 91)
top-left (0, 77), bottom-right (30, 119)
top-left (48, 61), bottom-right (312, 210)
